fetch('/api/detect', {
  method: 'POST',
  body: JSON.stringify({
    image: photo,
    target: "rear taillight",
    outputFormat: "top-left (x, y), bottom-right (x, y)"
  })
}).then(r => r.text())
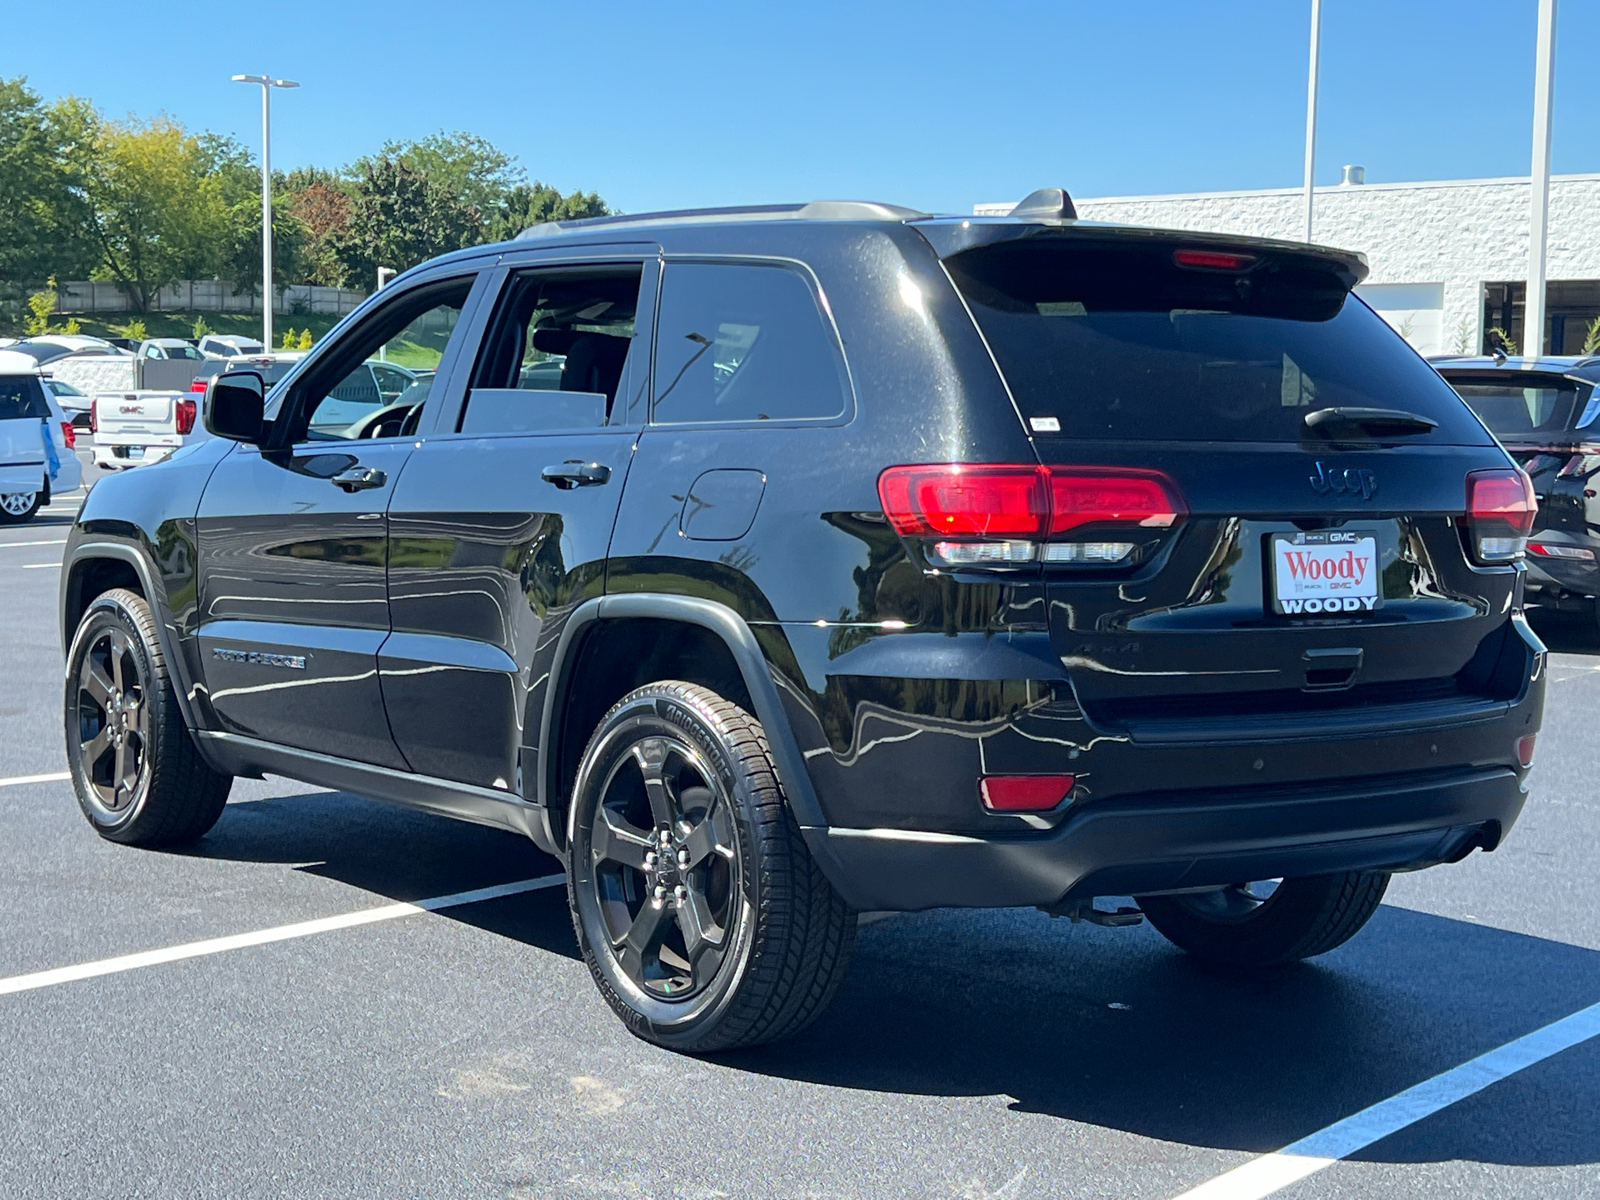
top-left (878, 464), bottom-right (1186, 569)
top-left (176, 398), bottom-right (197, 436)
top-left (1464, 468), bottom-right (1536, 565)
top-left (89, 404), bottom-right (97, 434)
top-left (60, 421), bottom-right (75, 450)
top-left (1527, 541), bottom-right (1596, 562)
top-left (1517, 734), bottom-right (1537, 768)
top-left (189, 377), bottom-right (209, 394)
top-left (1173, 248), bottom-right (1256, 271)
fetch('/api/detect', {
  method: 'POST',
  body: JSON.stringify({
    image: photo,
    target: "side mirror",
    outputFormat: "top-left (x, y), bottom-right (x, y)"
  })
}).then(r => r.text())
top-left (205, 370), bottom-right (265, 443)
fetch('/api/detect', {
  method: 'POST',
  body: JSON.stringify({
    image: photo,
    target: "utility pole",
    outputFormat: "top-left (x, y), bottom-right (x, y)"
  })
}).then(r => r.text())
top-left (232, 74), bottom-right (299, 351)
top-left (1525, 0), bottom-right (1558, 361)
top-left (1302, 0), bottom-right (1322, 242)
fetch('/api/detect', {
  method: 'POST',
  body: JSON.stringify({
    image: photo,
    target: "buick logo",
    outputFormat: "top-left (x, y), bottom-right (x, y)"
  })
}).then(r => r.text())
top-left (1310, 461), bottom-right (1377, 501)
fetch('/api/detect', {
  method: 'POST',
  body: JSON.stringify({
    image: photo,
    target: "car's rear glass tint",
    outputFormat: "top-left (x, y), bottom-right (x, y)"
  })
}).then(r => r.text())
top-left (0, 377), bottom-right (51, 421)
top-left (946, 237), bottom-right (1489, 443)
top-left (1443, 374), bottom-right (1599, 441)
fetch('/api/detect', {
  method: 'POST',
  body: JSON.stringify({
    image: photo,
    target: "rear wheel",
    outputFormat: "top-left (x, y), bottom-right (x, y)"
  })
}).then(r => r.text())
top-left (567, 681), bottom-right (855, 1052)
top-left (1137, 872), bottom-right (1389, 967)
top-left (0, 488), bottom-right (41, 523)
top-left (64, 588), bottom-right (232, 846)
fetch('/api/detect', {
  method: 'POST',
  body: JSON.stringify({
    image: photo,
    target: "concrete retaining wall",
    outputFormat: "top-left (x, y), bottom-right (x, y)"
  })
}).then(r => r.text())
top-left (51, 280), bottom-right (365, 316)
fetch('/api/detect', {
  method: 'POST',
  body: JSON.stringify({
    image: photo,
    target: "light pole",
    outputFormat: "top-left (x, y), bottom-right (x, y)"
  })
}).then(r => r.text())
top-left (1525, 0), bottom-right (1558, 361)
top-left (1302, 0), bottom-right (1322, 242)
top-left (231, 73), bottom-right (299, 351)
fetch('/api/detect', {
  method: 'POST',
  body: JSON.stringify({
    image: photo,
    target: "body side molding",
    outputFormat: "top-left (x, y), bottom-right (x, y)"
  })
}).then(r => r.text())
top-left (195, 731), bottom-right (544, 838)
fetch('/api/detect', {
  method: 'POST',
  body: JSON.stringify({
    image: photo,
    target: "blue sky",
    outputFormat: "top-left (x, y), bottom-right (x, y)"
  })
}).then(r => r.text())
top-left (6, 0), bottom-right (1597, 215)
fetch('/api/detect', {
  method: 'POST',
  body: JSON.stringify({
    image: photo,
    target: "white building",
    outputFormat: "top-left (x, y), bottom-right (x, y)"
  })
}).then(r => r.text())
top-left (976, 173), bottom-right (1600, 358)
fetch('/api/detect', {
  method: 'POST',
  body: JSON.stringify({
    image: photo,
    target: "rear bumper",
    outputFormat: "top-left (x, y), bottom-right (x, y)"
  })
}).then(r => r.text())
top-left (809, 766), bottom-right (1526, 911)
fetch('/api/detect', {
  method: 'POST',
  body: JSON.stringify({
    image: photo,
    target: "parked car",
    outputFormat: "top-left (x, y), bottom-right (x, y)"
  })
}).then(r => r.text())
top-left (61, 194), bottom-right (1545, 1052)
top-left (8, 336), bottom-right (128, 367)
top-left (1433, 353), bottom-right (1600, 625)
top-left (188, 350), bottom-right (307, 394)
top-left (196, 333), bottom-right (265, 359)
top-left (0, 350), bottom-right (82, 521)
top-left (138, 338), bottom-right (208, 362)
top-left (89, 390), bottom-right (202, 470)
top-left (42, 377), bottom-right (94, 426)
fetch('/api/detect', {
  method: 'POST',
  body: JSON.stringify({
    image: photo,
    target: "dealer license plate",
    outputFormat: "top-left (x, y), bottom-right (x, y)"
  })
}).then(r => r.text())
top-left (1270, 531), bottom-right (1380, 615)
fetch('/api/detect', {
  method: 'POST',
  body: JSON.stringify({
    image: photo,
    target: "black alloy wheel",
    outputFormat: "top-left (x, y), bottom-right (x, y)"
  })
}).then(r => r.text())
top-left (1137, 871), bottom-right (1391, 967)
top-left (75, 624), bottom-right (150, 814)
top-left (63, 588), bottom-right (232, 846)
top-left (568, 682), bottom-right (855, 1052)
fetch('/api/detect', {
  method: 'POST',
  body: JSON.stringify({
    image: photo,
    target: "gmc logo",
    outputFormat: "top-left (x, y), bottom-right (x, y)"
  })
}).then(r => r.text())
top-left (1310, 461), bottom-right (1378, 501)
top-left (119, 405), bottom-right (143, 414)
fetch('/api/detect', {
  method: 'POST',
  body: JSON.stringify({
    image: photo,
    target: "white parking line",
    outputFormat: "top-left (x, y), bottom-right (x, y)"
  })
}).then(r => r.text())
top-left (0, 771), bottom-right (70, 788)
top-left (18, 562), bottom-right (60, 569)
top-left (0, 874), bottom-right (566, 998)
top-left (0, 539), bottom-right (67, 549)
top-left (1169, 999), bottom-right (1600, 1200)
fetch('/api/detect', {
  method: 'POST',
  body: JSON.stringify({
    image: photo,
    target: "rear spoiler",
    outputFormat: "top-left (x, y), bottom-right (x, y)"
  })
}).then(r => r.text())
top-left (909, 217), bottom-right (1368, 289)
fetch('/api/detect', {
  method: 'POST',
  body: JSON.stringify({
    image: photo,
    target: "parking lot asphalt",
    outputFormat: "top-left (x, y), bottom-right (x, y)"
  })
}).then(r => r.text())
top-left (2, 447), bottom-right (1598, 1199)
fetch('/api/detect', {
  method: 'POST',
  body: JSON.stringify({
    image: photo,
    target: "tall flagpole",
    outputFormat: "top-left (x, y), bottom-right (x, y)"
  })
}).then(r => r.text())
top-left (1525, 0), bottom-right (1558, 360)
top-left (1303, 0), bottom-right (1322, 242)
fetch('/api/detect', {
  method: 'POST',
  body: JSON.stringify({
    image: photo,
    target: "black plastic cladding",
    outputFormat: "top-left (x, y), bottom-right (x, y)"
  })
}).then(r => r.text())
top-left (59, 210), bottom-right (1545, 912)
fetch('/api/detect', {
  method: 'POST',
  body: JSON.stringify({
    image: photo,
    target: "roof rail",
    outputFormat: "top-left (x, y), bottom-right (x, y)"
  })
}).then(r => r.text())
top-left (515, 199), bottom-right (924, 240)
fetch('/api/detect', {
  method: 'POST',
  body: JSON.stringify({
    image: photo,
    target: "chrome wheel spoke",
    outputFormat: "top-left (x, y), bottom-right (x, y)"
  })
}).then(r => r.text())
top-left (108, 631), bottom-right (128, 693)
top-left (675, 885), bottom-right (727, 987)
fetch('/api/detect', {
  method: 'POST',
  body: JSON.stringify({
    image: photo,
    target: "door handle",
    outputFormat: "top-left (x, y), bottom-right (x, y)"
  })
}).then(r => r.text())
top-left (331, 466), bottom-right (387, 492)
top-left (541, 461), bottom-right (611, 489)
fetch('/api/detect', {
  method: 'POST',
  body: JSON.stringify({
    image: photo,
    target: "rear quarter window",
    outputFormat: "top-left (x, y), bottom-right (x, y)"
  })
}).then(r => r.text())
top-left (946, 238), bottom-right (1491, 444)
top-left (652, 262), bottom-right (849, 424)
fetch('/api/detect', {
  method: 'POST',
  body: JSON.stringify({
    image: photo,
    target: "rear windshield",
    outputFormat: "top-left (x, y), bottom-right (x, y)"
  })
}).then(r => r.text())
top-left (1443, 375), bottom-right (1599, 442)
top-left (0, 377), bottom-right (50, 421)
top-left (946, 238), bottom-right (1489, 443)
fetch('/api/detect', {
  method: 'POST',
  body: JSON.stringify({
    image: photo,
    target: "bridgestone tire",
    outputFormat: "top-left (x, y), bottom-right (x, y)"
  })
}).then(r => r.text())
top-left (64, 588), bottom-right (232, 846)
top-left (567, 682), bottom-right (856, 1053)
top-left (1137, 871), bottom-right (1390, 967)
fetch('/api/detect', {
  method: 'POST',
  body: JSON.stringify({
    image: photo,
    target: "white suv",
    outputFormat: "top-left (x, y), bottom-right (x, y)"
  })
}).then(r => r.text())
top-left (0, 350), bottom-right (83, 522)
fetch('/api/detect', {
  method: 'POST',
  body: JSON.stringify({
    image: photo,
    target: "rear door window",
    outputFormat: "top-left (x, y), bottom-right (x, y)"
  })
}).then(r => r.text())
top-left (946, 237), bottom-right (1490, 444)
top-left (652, 262), bottom-right (848, 424)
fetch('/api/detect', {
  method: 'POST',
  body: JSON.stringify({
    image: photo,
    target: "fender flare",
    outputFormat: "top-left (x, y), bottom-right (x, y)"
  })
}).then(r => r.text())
top-left (61, 539), bottom-right (207, 740)
top-left (536, 594), bottom-right (830, 850)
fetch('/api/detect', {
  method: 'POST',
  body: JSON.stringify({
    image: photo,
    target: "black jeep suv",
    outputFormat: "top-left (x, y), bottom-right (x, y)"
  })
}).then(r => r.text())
top-left (1432, 354), bottom-right (1600, 629)
top-left (60, 191), bottom-right (1545, 1052)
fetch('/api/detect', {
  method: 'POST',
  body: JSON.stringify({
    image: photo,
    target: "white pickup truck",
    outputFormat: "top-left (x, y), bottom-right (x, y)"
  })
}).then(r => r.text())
top-left (90, 390), bottom-right (203, 470)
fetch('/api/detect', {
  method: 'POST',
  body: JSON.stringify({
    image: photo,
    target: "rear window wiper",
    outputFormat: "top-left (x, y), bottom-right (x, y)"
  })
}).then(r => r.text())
top-left (1303, 407), bottom-right (1439, 438)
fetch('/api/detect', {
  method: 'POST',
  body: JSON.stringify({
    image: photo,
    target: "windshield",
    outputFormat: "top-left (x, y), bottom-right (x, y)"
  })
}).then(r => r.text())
top-left (946, 238), bottom-right (1490, 444)
top-left (1444, 376), bottom-right (1598, 442)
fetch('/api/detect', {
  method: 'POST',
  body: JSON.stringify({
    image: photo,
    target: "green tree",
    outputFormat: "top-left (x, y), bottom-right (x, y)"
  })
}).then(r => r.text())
top-left (356, 131), bottom-right (522, 218)
top-left (0, 77), bottom-right (96, 282)
top-left (333, 158), bottom-right (481, 288)
top-left (75, 113), bottom-right (230, 314)
top-left (485, 182), bottom-right (610, 242)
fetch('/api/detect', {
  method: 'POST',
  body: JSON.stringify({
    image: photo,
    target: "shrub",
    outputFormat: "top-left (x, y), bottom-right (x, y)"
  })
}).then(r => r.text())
top-left (297, 328), bottom-right (313, 350)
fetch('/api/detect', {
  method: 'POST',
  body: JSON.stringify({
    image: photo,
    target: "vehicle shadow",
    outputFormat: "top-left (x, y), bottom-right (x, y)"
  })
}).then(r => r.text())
top-left (722, 903), bottom-right (1600, 1169)
top-left (1528, 606), bottom-right (1600, 655)
top-left (184, 789), bottom-right (578, 960)
top-left (183, 788), bottom-right (1598, 1169)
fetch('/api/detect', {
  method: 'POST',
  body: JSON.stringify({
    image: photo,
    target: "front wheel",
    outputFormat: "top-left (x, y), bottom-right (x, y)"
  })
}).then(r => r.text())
top-left (567, 682), bottom-right (855, 1053)
top-left (0, 489), bottom-right (41, 523)
top-left (1137, 872), bottom-right (1389, 967)
top-left (64, 588), bottom-right (232, 846)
